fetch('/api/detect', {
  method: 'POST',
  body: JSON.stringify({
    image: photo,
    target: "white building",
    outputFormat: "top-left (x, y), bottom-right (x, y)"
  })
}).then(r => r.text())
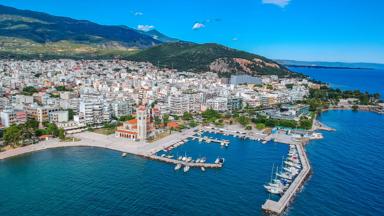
top-left (206, 97), bottom-right (228, 112)
top-left (112, 100), bottom-right (134, 118)
top-left (168, 92), bottom-right (203, 115)
top-left (49, 110), bottom-right (69, 123)
top-left (79, 100), bottom-right (104, 125)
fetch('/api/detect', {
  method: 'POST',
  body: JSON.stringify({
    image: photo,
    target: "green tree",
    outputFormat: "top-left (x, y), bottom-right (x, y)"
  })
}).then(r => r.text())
top-left (25, 119), bottom-right (39, 129)
top-left (182, 112), bottom-right (193, 121)
top-left (22, 86), bottom-right (38, 96)
top-left (3, 125), bottom-right (22, 147)
top-left (256, 123), bottom-right (266, 130)
top-left (237, 115), bottom-right (250, 127)
top-left (299, 119), bottom-right (313, 130)
top-left (202, 109), bottom-right (221, 122)
top-left (189, 120), bottom-right (198, 128)
top-left (46, 123), bottom-right (59, 137)
top-left (119, 115), bottom-right (134, 121)
top-left (163, 114), bottom-right (170, 125)
top-left (58, 128), bottom-right (66, 140)
top-left (67, 109), bottom-right (75, 120)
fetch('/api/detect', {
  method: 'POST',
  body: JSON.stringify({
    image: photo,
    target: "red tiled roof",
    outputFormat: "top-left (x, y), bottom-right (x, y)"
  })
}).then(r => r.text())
top-left (167, 122), bottom-right (179, 129)
top-left (127, 119), bottom-right (137, 124)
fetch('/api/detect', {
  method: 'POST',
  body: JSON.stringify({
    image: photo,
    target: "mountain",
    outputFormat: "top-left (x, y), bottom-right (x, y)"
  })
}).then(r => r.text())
top-left (0, 4), bottom-right (298, 77)
top-left (0, 4), bottom-right (160, 49)
top-left (139, 30), bottom-right (179, 43)
top-left (277, 59), bottom-right (384, 70)
top-left (128, 42), bottom-right (299, 77)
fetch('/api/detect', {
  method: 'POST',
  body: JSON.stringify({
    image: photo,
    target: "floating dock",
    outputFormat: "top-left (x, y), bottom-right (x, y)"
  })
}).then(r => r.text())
top-left (203, 127), bottom-right (268, 141)
top-left (147, 155), bottom-right (223, 169)
top-left (192, 136), bottom-right (230, 145)
top-left (261, 143), bottom-right (311, 215)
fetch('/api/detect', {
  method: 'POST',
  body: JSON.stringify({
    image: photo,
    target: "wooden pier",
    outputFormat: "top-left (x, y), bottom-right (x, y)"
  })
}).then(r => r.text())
top-left (261, 143), bottom-right (311, 215)
top-left (147, 155), bottom-right (223, 168)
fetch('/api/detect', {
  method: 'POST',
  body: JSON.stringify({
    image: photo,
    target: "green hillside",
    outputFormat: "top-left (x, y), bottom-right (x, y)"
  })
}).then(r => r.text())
top-left (128, 42), bottom-right (299, 77)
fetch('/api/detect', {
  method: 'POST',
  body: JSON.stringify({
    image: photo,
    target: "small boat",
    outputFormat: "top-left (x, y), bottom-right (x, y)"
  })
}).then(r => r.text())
top-left (174, 164), bottom-right (182, 171)
top-left (161, 154), bottom-right (166, 157)
top-left (183, 166), bottom-right (190, 172)
top-left (284, 161), bottom-right (301, 169)
top-left (201, 167), bottom-right (205, 171)
top-left (186, 157), bottom-right (192, 162)
top-left (284, 166), bottom-right (299, 175)
top-left (182, 153), bottom-right (187, 161)
top-left (277, 172), bottom-right (293, 180)
top-left (220, 158), bottom-right (225, 163)
top-left (121, 152), bottom-right (127, 157)
top-left (264, 185), bottom-right (284, 194)
top-left (178, 156), bottom-right (183, 160)
top-left (196, 158), bottom-right (201, 163)
top-left (200, 157), bottom-right (206, 163)
top-left (215, 158), bottom-right (220, 164)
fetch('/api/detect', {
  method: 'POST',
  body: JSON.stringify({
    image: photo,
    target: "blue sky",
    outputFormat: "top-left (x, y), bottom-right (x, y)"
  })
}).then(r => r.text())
top-left (1, 0), bottom-right (384, 63)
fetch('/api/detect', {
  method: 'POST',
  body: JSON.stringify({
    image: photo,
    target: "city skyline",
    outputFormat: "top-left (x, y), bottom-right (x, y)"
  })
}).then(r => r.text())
top-left (1, 0), bottom-right (383, 63)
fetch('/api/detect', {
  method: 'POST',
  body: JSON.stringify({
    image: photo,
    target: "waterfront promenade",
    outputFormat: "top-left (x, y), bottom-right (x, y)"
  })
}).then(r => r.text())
top-left (0, 128), bottom-right (198, 160)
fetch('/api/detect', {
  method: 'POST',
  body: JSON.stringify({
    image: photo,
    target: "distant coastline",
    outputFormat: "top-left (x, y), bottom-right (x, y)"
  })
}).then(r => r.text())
top-left (285, 65), bottom-right (372, 70)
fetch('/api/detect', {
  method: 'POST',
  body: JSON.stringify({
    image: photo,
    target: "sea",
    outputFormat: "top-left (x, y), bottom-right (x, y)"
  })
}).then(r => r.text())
top-left (290, 67), bottom-right (384, 99)
top-left (0, 68), bottom-right (383, 216)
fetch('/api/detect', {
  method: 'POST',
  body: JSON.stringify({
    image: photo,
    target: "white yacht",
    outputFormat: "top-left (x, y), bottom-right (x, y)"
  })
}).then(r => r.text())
top-left (264, 185), bottom-right (284, 194)
top-left (215, 158), bottom-right (220, 164)
top-left (277, 172), bottom-right (293, 180)
top-left (183, 166), bottom-right (190, 172)
top-left (174, 164), bottom-right (182, 171)
top-left (284, 161), bottom-right (301, 169)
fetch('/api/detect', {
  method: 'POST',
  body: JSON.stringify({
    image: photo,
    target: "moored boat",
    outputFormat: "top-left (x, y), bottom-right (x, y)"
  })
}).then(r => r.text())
top-left (183, 166), bottom-right (190, 172)
top-left (174, 164), bottom-right (182, 171)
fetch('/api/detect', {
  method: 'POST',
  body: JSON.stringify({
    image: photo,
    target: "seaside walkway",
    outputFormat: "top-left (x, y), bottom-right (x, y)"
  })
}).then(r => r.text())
top-left (261, 142), bottom-right (311, 215)
top-left (0, 128), bottom-right (198, 160)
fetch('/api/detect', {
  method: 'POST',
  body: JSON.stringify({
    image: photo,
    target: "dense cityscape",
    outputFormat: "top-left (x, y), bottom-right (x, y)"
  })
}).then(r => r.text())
top-left (0, 1), bottom-right (383, 215)
top-left (0, 59), bottom-right (321, 145)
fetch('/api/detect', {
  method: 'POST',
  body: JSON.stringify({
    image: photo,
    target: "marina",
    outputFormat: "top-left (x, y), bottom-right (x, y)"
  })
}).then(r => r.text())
top-left (262, 142), bottom-right (311, 215)
top-left (0, 125), bottom-right (314, 215)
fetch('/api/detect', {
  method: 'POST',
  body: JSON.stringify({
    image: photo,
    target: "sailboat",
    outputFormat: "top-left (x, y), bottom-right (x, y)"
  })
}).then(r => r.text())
top-left (183, 165), bottom-right (190, 172)
top-left (264, 164), bottom-right (284, 194)
top-left (174, 164), bottom-right (182, 171)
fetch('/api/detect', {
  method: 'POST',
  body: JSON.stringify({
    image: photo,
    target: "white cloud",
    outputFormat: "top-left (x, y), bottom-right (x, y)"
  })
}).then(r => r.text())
top-left (192, 22), bottom-right (205, 30)
top-left (232, 37), bottom-right (238, 41)
top-left (262, 0), bottom-right (291, 8)
top-left (137, 24), bottom-right (155, 32)
top-left (134, 11), bottom-right (144, 16)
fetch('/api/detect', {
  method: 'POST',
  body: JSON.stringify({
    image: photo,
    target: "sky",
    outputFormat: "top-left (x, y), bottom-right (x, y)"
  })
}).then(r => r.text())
top-left (1, 0), bottom-right (384, 63)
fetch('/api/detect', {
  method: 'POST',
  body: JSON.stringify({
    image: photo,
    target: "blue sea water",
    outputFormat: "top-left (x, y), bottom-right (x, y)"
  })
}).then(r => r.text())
top-left (290, 67), bottom-right (384, 98)
top-left (0, 135), bottom-right (288, 216)
top-left (289, 111), bottom-right (384, 216)
top-left (1, 111), bottom-right (383, 215)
